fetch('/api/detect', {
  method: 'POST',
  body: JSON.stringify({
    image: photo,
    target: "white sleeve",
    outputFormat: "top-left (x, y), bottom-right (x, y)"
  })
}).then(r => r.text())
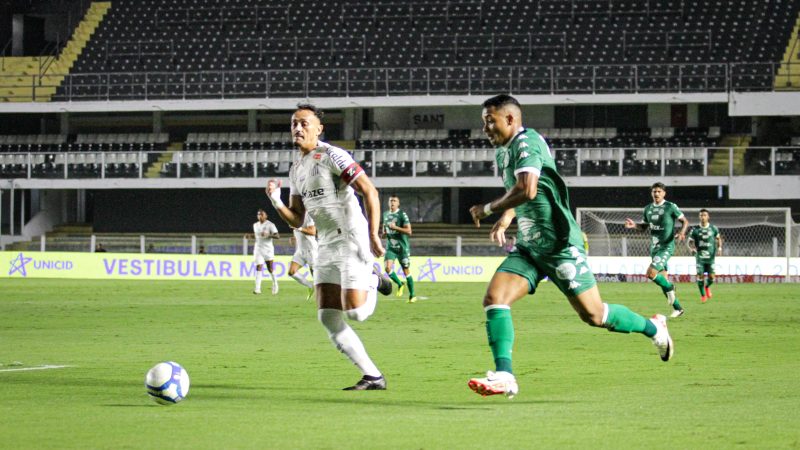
top-left (289, 165), bottom-right (299, 196)
top-left (269, 223), bottom-right (278, 234)
top-left (253, 223), bottom-right (258, 233)
top-left (305, 215), bottom-right (315, 227)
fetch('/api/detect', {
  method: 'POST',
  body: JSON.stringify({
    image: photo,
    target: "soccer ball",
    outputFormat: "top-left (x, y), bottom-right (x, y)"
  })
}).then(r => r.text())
top-left (145, 361), bottom-right (190, 405)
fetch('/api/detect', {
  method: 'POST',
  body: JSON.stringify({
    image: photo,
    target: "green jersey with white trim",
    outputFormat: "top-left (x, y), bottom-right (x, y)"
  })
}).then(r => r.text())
top-left (383, 209), bottom-right (410, 251)
top-left (496, 128), bottom-right (584, 254)
top-left (689, 224), bottom-right (720, 262)
top-left (643, 201), bottom-right (684, 252)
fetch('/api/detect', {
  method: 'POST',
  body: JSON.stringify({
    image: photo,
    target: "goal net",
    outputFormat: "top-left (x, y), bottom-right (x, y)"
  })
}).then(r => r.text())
top-left (576, 207), bottom-right (797, 258)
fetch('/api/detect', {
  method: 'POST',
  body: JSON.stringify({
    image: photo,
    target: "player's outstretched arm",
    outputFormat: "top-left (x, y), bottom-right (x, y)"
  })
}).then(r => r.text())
top-left (489, 209), bottom-right (516, 246)
top-left (300, 225), bottom-right (316, 236)
top-left (266, 179), bottom-right (305, 228)
top-left (624, 218), bottom-right (648, 232)
top-left (676, 215), bottom-right (689, 241)
top-left (389, 221), bottom-right (412, 236)
top-left (352, 174), bottom-right (385, 258)
top-left (470, 171), bottom-right (538, 227)
top-left (687, 235), bottom-right (697, 254)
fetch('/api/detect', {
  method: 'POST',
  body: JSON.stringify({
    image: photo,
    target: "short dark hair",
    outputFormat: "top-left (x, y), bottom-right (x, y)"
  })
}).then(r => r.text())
top-left (651, 182), bottom-right (666, 190)
top-left (482, 94), bottom-right (521, 110)
top-left (699, 208), bottom-right (709, 214)
top-left (389, 194), bottom-right (399, 199)
top-left (258, 208), bottom-right (267, 215)
top-left (296, 103), bottom-right (324, 120)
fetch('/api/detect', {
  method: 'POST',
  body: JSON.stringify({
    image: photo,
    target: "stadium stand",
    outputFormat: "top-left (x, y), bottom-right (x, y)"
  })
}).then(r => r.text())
top-left (44, 0), bottom-right (800, 100)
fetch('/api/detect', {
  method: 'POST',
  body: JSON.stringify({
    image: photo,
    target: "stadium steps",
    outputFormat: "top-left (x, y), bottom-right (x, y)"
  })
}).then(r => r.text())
top-left (708, 135), bottom-right (751, 175)
top-left (0, 57), bottom-right (48, 102)
top-left (0, 2), bottom-right (110, 102)
top-left (776, 12), bottom-right (800, 90)
top-left (4, 223), bottom-right (94, 251)
top-left (145, 143), bottom-right (182, 178)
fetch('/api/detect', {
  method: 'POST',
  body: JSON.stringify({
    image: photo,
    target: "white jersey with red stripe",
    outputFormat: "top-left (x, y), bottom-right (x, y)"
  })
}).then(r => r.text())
top-left (289, 141), bottom-right (367, 246)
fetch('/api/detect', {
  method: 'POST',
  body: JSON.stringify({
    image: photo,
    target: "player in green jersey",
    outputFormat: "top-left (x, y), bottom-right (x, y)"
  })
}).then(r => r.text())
top-left (381, 195), bottom-right (417, 303)
top-left (624, 182), bottom-right (689, 318)
top-left (466, 95), bottom-right (674, 399)
top-left (687, 209), bottom-right (722, 303)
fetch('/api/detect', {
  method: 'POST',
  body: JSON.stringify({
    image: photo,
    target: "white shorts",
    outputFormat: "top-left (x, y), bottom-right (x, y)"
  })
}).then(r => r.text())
top-left (291, 249), bottom-right (316, 269)
top-left (314, 238), bottom-right (374, 291)
top-left (254, 246), bottom-right (274, 266)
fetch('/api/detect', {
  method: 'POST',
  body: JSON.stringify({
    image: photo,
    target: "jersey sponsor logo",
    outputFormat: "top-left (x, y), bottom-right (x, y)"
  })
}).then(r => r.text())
top-left (326, 148), bottom-right (350, 170)
top-left (302, 188), bottom-right (325, 199)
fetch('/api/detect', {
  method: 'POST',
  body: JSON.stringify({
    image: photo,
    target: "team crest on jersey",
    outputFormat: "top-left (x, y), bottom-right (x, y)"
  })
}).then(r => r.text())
top-left (314, 153), bottom-right (322, 160)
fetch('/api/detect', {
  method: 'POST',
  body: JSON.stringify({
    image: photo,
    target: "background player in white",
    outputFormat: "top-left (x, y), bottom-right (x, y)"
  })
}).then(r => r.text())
top-left (288, 213), bottom-right (318, 301)
top-left (266, 104), bottom-right (392, 391)
top-left (248, 209), bottom-right (280, 295)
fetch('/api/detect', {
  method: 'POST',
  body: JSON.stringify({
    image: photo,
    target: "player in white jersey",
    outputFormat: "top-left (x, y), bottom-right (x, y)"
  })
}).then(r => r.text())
top-left (266, 103), bottom-right (392, 391)
top-left (288, 213), bottom-right (318, 301)
top-left (248, 209), bottom-right (280, 295)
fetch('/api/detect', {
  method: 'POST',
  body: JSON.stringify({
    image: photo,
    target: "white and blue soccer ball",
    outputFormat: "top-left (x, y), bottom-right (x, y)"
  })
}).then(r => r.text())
top-left (145, 361), bottom-right (190, 405)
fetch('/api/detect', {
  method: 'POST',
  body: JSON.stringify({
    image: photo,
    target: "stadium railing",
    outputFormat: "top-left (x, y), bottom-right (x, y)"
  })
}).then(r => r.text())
top-left (15, 231), bottom-right (513, 257)
top-left (2, 62), bottom-right (795, 102)
top-left (1, 147), bottom-right (798, 180)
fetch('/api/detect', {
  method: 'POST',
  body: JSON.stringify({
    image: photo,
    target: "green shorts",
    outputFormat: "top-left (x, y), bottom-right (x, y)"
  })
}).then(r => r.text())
top-left (497, 244), bottom-right (596, 297)
top-left (385, 246), bottom-right (411, 269)
top-left (695, 260), bottom-right (715, 276)
top-left (649, 247), bottom-right (674, 272)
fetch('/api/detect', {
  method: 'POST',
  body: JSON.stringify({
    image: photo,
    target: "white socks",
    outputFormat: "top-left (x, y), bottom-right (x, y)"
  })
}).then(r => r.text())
top-left (344, 276), bottom-right (378, 322)
top-left (318, 308), bottom-right (380, 377)
top-left (255, 271), bottom-right (263, 291)
top-left (291, 272), bottom-right (314, 289)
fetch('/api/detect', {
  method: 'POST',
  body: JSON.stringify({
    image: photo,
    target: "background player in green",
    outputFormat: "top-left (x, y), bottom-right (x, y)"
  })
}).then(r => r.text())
top-left (381, 195), bottom-right (417, 303)
top-left (624, 182), bottom-right (689, 318)
top-left (687, 208), bottom-right (723, 303)
top-left (467, 94), bottom-right (674, 399)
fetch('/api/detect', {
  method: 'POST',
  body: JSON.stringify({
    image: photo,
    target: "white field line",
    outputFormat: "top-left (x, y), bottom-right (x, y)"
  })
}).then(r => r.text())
top-left (0, 365), bottom-right (72, 373)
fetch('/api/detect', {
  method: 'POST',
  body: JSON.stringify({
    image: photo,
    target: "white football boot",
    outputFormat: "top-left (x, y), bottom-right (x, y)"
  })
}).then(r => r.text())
top-left (650, 314), bottom-right (674, 362)
top-left (271, 282), bottom-right (279, 295)
top-left (468, 371), bottom-right (519, 398)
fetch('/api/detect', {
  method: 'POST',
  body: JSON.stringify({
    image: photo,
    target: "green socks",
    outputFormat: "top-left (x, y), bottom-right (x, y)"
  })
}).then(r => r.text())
top-left (653, 273), bottom-right (682, 310)
top-left (406, 276), bottom-right (415, 297)
top-left (388, 271), bottom-right (403, 287)
top-left (604, 304), bottom-right (656, 337)
top-left (652, 273), bottom-right (673, 293)
top-left (486, 307), bottom-right (514, 374)
top-left (706, 278), bottom-right (714, 288)
top-left (697, 280), bottom-right (706, 296)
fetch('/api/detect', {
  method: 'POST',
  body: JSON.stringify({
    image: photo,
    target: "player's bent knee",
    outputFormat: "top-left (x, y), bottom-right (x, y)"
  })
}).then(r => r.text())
top-left (482, 292), bottom-right (507, 308)
top-left (579, 310), bottom-right (605, 327)
top-left (345, 305), bottom-right (371, 322)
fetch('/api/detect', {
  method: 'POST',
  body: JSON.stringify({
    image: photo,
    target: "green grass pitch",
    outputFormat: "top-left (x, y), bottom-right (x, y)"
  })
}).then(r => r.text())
top-left (1, 279), bottom-right (798, 449)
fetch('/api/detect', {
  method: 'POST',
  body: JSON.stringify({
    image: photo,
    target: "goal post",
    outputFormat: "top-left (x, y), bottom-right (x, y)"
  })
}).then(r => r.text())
top-left (576, 207), bottom-right (796, 279)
